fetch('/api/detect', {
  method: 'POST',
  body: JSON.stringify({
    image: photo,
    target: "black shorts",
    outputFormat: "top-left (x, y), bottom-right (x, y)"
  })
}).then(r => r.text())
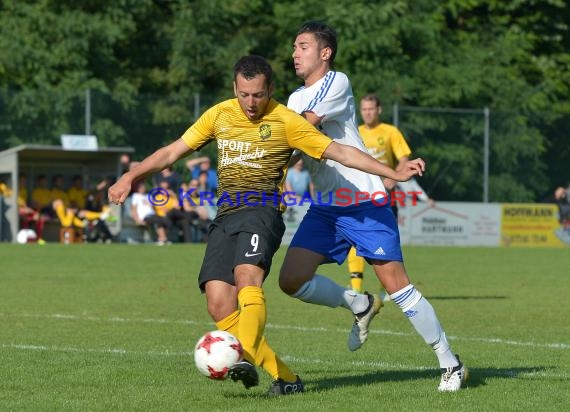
top-left (198, 206), bottom-right (285, 292)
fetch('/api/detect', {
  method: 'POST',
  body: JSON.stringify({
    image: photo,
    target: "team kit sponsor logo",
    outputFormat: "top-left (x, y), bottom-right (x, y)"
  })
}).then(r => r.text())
top-left (216, 124), bottom-right (272, 169)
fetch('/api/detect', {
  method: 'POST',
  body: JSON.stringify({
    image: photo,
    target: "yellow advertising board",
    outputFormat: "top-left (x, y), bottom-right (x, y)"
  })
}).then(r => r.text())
top-left (501, 203), bottom-right (569, 247)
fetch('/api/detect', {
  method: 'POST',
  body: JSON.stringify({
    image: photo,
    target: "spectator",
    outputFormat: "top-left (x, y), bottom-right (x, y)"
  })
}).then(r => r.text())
top-left (50, 175), bottom-right (106, 232)
top-left (285, 158), bottom-right (313, 199)
top-left (120, 153), bottom-right (134, 175)
top-left (154, 166), bottom-right (183, 192)
top-left (17, 173), bottom-right (46, 241)
top-left (31, 175), bottom-right (53, 216)
top-left (177, 179), bottom-right (212, 242)
top-left (130, 180), bottom-right (169, 245)
top-left (67, 175), bottom-right (88, 209)
top-left (0, 180), bottom-right (11, 197)
top-left (83, 178), bottom-right (114, 243)
top-left (50, 174), bottom-right (69, 204)
top-left (554, 185), bottom-right (570, 224)
top-left (185, 156), bottom-right (218, 191)
top-left (152, 179), bottom-right (180, 242)
top-left (162, 179), bottom-right (200, 243)
top-left (196, 170), bottom-right (212, 192)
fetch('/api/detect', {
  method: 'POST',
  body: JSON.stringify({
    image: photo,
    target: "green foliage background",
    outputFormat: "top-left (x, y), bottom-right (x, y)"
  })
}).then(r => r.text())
top-left (1, 0), bottom-right (568, 201)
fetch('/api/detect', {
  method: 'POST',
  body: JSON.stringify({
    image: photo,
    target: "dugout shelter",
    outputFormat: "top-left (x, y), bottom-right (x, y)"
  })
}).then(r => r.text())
top-left (0, 144), bottom-right (134, 243)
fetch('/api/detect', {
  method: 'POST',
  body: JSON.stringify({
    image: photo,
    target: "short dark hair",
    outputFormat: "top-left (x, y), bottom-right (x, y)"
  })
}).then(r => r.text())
top-left (297, 21), bottom-right (337, 64)
top-left (361, 93), bottom-right (381, 108)
top-left (233, 55), bottom-right (273, 87)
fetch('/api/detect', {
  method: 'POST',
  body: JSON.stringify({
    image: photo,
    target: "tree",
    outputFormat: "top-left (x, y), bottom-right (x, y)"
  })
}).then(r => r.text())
top-left (0, 0), bottom-right (567, 201)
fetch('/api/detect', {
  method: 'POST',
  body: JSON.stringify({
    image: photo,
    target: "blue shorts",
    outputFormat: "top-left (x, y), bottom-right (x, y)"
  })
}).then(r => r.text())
top-left (290, 201), bottom-right (403, 264)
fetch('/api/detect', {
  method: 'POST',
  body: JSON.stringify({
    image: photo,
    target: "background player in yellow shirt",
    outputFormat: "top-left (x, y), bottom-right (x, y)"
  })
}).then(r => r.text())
top-left (108, 55), bottom-right (424, 395)
top-left (347, 93), bottom-right (411, 293)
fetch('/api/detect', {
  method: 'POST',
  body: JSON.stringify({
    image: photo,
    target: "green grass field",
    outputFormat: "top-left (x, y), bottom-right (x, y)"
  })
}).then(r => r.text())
top-left (1, 244), bottom-right (569, 411)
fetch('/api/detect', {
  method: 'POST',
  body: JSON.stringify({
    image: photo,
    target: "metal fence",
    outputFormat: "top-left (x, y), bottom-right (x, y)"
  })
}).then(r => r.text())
top-left (393, 104), bottom-right (490, 203)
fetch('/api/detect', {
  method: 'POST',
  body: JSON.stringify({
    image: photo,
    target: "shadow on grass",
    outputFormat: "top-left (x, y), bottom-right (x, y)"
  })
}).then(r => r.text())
top-left (307, 365), bottom-right (551, 392)
top-left (225, 366), bottom-right (551, 398)
top-left (426, 295), bottom-right (507, 300)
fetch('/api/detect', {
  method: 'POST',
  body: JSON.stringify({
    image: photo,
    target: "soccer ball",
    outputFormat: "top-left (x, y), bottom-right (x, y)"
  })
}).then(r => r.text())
top-left (194, 330), bottom-right (243, 380)
top-left (16, 229), bottom-right (38, 244)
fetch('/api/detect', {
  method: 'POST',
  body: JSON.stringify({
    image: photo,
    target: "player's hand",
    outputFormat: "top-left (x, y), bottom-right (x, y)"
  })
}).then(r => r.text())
top-left (108, 176), bottom-right (132, 206)
top-left (395, 158), bottom-right (425, 181)
top-left (383, 178), bottom-right (397, 191)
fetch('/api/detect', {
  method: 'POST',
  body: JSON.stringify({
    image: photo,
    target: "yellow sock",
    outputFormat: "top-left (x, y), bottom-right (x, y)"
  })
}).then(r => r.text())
top-left (254, 336), bottom-right (297, 382)
top-left (73, 217), bottom-right (84, 228)
top-left (350, 273), bottom-right (364, 293)
top-left (83, 210), bottom-right (102, 221)
top-left (54, 202), bottom-right (72, 227)
top-left (215, 310), bottom-right (240, 336)
top-left (236, 286), bottom-right (297, 382)
top-left (348, 247), bottom-right (365, 273)
top-left (237, 286), bottom-right (265, 363)
top-left (348, 248), bottom-right (365, 292)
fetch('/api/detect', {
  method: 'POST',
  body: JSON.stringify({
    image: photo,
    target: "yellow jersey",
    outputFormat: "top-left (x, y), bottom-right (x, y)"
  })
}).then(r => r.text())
top-left (51, 188), bottom-right (69, 205)
top-left (67, 187), bottom-right (88, 209)
top-left (154, 190), bottom-right (180, 217)
top-left (358, 123), bottom-right (411, 169)
top-left (31, 187), bottom-right (52, 209)
top-left (18, 187), bottom-right (28, 208)
top-left (0, 183), bottom-right (12, 197)
top-left (181, 98), bottom-right (332, 216)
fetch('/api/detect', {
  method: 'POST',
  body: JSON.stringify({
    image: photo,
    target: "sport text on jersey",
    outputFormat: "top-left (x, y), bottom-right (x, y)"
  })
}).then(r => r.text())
top-left (218, 139), bottom-right (267, 169)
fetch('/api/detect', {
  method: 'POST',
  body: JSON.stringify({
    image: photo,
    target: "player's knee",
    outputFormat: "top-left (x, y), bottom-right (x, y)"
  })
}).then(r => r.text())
top-left (278, 269), bottom-right (298, 296)
top-left (206, 297), bottom-right (235, 322)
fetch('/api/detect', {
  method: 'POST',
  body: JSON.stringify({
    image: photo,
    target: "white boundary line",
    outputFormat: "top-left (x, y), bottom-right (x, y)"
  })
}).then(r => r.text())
top-left (1, 343), bottom-right (568, 380)
top-left (1, 312), bottom-right (568, 350)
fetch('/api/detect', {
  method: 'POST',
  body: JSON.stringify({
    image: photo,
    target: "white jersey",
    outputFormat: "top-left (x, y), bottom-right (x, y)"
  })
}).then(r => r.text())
top-left (131, 192), bottom-right (155, 220)
top-left (397, 178), bottom-right (430, 202)
top-left (288, 71), bottom-right (386, 204)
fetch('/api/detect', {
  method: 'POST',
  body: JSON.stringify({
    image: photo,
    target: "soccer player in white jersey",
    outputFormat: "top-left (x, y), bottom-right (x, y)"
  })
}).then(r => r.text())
top-left (278, 21), bottom-right (467, 392)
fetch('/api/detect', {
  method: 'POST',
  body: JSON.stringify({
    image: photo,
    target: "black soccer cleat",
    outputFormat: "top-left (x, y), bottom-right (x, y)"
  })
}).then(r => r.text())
top-left (228, 360), bottom-right (259, 389)
top-left (267, 375), bottom-right (304, 396)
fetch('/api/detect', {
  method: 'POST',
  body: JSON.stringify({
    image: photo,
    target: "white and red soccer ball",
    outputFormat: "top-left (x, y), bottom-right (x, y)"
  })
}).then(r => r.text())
top-left (194, 330), bottom-right (243, 380)
top-left (16, 229), bottom-right (38, 244)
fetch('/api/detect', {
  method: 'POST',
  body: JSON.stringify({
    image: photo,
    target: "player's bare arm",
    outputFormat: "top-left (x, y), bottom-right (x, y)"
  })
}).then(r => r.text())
top-left (108, 138), bottom-right (193, 205)
top-left (301, 110), bottom-right (323, 126)
top-left (322, 142), bottom-right (424, 182)
top-left (384, 156), bottom-right (410, 190)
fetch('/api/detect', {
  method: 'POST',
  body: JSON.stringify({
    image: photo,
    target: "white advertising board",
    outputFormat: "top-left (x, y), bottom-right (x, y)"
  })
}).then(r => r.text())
top-left (399, 202), bottom-right (501, 246)
top-left (279, 201), bottom-right (569, 248)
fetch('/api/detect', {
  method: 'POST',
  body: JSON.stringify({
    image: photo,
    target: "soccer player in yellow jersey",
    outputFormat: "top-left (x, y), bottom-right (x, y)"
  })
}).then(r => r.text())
top-left (347, 93), bottom-right (411, 293)
top-left (108, 55), bottom-right (424, 395)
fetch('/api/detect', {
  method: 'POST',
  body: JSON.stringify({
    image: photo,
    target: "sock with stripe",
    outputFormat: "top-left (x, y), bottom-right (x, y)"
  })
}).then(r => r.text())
top-left (391, 284), bottom-right (459, 368)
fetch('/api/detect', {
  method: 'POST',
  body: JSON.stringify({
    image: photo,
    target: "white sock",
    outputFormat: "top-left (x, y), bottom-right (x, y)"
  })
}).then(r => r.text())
top-left (391, 284), bottom-right (459, 369)
top-left (292, 274), bottom-right (369, 313)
